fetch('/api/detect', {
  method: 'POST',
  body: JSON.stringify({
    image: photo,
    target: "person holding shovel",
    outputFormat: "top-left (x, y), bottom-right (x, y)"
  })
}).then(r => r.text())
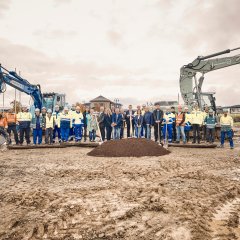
top-left (134, 109), bottom-right (143, 138)
top-left (126, 105), bottom-right (135, 137)
top-left (153, 103), bottom-right (163, 143)
top-left (162, 107), bottom-right (175, 143)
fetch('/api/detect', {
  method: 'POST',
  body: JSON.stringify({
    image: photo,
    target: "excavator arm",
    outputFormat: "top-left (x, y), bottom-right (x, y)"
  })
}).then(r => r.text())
top-left (180, 47), bottom-right (240, 111)
top-left (0, 65), bottom-right (42, 109)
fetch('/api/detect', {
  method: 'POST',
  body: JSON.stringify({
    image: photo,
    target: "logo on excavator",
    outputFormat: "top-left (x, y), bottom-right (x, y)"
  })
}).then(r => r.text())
top-left (213, 59), bottom-right (232, 67)
top-left (10, 80), bottom-right (24, 89)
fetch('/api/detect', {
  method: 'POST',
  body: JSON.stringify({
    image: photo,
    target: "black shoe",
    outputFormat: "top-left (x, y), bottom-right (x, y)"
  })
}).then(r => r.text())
top-left (192, 141), bottom-right (196, 144)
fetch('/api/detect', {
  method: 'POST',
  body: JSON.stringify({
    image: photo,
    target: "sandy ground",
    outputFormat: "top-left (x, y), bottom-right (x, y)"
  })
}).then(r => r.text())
top-left (0, 142), bottom-right (240, 240)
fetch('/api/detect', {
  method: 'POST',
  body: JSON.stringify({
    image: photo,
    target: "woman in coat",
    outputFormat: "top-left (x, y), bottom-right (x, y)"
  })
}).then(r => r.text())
top-left (134, 109), bottom-right (144, 138)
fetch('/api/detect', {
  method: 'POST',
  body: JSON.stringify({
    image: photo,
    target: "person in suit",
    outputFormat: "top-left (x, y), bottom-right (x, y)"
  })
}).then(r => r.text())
top-left (134, 109), bottom-right (144, 138)
top-left (125, 105), bottom-right (135, 137)
top-left (120, 108), bottom-right (126, 139)
top-left (143, 106), bottom-right (153, 139)
top-left (98, 106), bottom-right (106, 141)
top-left (104, 108), bottom-right (112, 141)
top-left (111, 108), bottom-right (122, 140)
top-left (152, 103), bottom-right (164, 142)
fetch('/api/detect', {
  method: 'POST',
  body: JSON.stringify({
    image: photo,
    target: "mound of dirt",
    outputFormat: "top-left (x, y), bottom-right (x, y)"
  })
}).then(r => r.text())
top-left (87, 138), bottom-right (170, 157)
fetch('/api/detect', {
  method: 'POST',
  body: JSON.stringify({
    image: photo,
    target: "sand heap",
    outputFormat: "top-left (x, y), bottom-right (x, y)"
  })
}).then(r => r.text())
top-left (87, 138), bottom-right (170, 157)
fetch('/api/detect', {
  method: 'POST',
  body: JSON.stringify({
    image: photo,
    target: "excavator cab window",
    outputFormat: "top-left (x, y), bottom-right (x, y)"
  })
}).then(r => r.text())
top-left (42, 96), bottom-right (54, 111)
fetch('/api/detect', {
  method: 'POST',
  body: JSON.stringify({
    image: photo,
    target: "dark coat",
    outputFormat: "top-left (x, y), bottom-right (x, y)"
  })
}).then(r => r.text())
top-left (125, 110), bottom-right (135, 124)
top-left (152, 109), bottom-right (164, 124)
top-left (134, 115), bottom-right (144, 127)
top-left (104, 114), bottom-right (112, 128)
top-left (98, 112), bottom-right (105, 128)
top-left (143, 111), bottom-right (153, 125)
top-left (112, 113), bottom-right (122, 128)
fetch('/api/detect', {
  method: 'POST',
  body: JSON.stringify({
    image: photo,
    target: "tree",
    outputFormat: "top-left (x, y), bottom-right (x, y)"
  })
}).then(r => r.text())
top-left (10, 100), bottom-right (22, 113)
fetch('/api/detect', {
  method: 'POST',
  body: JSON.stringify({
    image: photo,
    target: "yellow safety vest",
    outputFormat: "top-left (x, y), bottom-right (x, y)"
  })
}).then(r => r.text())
top-left (45, 116), bottom-right (54, 128)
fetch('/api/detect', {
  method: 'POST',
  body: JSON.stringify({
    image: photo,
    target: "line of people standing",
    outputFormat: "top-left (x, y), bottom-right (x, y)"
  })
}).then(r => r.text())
top-left (0, 102), bottom-right (235, 148)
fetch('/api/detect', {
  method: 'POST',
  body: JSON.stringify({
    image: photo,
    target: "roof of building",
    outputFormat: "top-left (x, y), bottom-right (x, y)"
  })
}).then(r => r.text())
top-left (90, 95), bottom-right (114, 103)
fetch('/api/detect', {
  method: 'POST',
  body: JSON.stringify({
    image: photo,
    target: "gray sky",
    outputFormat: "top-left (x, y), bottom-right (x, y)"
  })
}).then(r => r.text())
top-left (0, 0), bottom-right (240, 107)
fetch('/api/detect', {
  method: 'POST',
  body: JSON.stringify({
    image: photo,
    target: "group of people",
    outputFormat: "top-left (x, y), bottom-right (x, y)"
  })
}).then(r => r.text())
top-left (0, 102), bottom-right (235, 149)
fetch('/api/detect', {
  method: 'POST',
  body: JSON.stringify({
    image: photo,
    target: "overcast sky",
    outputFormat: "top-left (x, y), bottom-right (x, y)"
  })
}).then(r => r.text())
top-left (0, 0), bottom-right (240, 107)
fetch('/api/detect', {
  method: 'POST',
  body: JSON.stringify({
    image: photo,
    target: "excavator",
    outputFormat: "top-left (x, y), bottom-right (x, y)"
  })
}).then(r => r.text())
top-left (180, 47), bottom-right (240, 111)
top-left (0, 64), bottom-right (66, 112)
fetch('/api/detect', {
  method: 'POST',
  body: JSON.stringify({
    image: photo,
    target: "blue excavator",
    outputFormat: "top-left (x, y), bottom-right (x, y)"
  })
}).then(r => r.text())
top-left (0, 64), bottom-right (66, 112)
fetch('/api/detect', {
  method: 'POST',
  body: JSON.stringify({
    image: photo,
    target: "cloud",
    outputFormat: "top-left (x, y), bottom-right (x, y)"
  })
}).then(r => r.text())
top-left (33, 29), bottom-right (77, 39)
top-left (53, 0), bottom-right (72, 6)
top-left (106, 30), bottom-right (123, 46)
top-left (0, 0), bottom-right (11, 17)
top-left (1, 0), bottom-right (240, 108)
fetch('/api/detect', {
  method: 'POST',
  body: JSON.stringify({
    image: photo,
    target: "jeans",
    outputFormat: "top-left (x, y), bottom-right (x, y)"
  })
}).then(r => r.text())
top-left (45, 128), bottom-right (53, 144)
top-left (106, 126), bottom-right (112, 140)
top-left (221, 130), bottom-right (234, 147)
top-left (74, 124), bottom-right (83, 141)
top-left (0, 127), bottom-right (9, 143)
top-left (114, 127), bottom-right (121, 140)
top-left (145, 124), bottom-right (151, 139)
top-left (176, 126), bottom-right (186, 143)
top-left (19, 127), bottom-right (31, 144)
top-left (162, 124), bottom-right (173, 142)
top-left (7, 124), bottom-right (19, 144)
top-left (135, 126), bottom-right (142, 138)
top-left (192, 124), bottom-right (200, 143)
top-left (53, 125), bottom-right (61, 142)
top-left (61, 127), bottom-right (70, 142)
top-left (89, 130), bottom-right (96, 141)
top-left (33, 128), bottom-right (42, 144)
top-left (206, 128), bottom-right (215, 143)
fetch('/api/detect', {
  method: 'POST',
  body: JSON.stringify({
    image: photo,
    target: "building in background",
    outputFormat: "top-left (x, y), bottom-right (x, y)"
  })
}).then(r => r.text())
top-left (154, 100), bottom-right (178, 110)
top-left (88, 95), bottom-right (122, 111)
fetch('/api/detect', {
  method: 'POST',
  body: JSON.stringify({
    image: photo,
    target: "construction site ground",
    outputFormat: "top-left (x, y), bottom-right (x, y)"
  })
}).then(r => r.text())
top-left (0, 139), bottom-right (240, 239)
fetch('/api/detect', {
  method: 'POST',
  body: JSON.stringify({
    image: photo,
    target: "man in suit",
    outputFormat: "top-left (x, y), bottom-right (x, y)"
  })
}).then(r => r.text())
top-left (112, 108), bottom-right (122, 140)
top-left (125, 105), bottom-right (135, 137)
top-left (120, 108), bottom-right (126, 139)
top-left (152, 103), bottom-right (164, 142)
top-left (98, 106), bottom-right (106, 141)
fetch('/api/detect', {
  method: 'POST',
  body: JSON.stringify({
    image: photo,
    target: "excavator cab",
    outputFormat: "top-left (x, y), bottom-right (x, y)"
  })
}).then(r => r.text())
top-left (42, 93), bottom-right (66, 111)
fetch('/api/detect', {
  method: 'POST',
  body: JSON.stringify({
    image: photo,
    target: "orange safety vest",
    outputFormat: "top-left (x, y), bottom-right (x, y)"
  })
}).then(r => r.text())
top-left (5, 113), bottom-right (17, 123)
top-left (176, 112), bottom-right (185, 126)
top-left (0, 118), bottom-right (8, 128)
